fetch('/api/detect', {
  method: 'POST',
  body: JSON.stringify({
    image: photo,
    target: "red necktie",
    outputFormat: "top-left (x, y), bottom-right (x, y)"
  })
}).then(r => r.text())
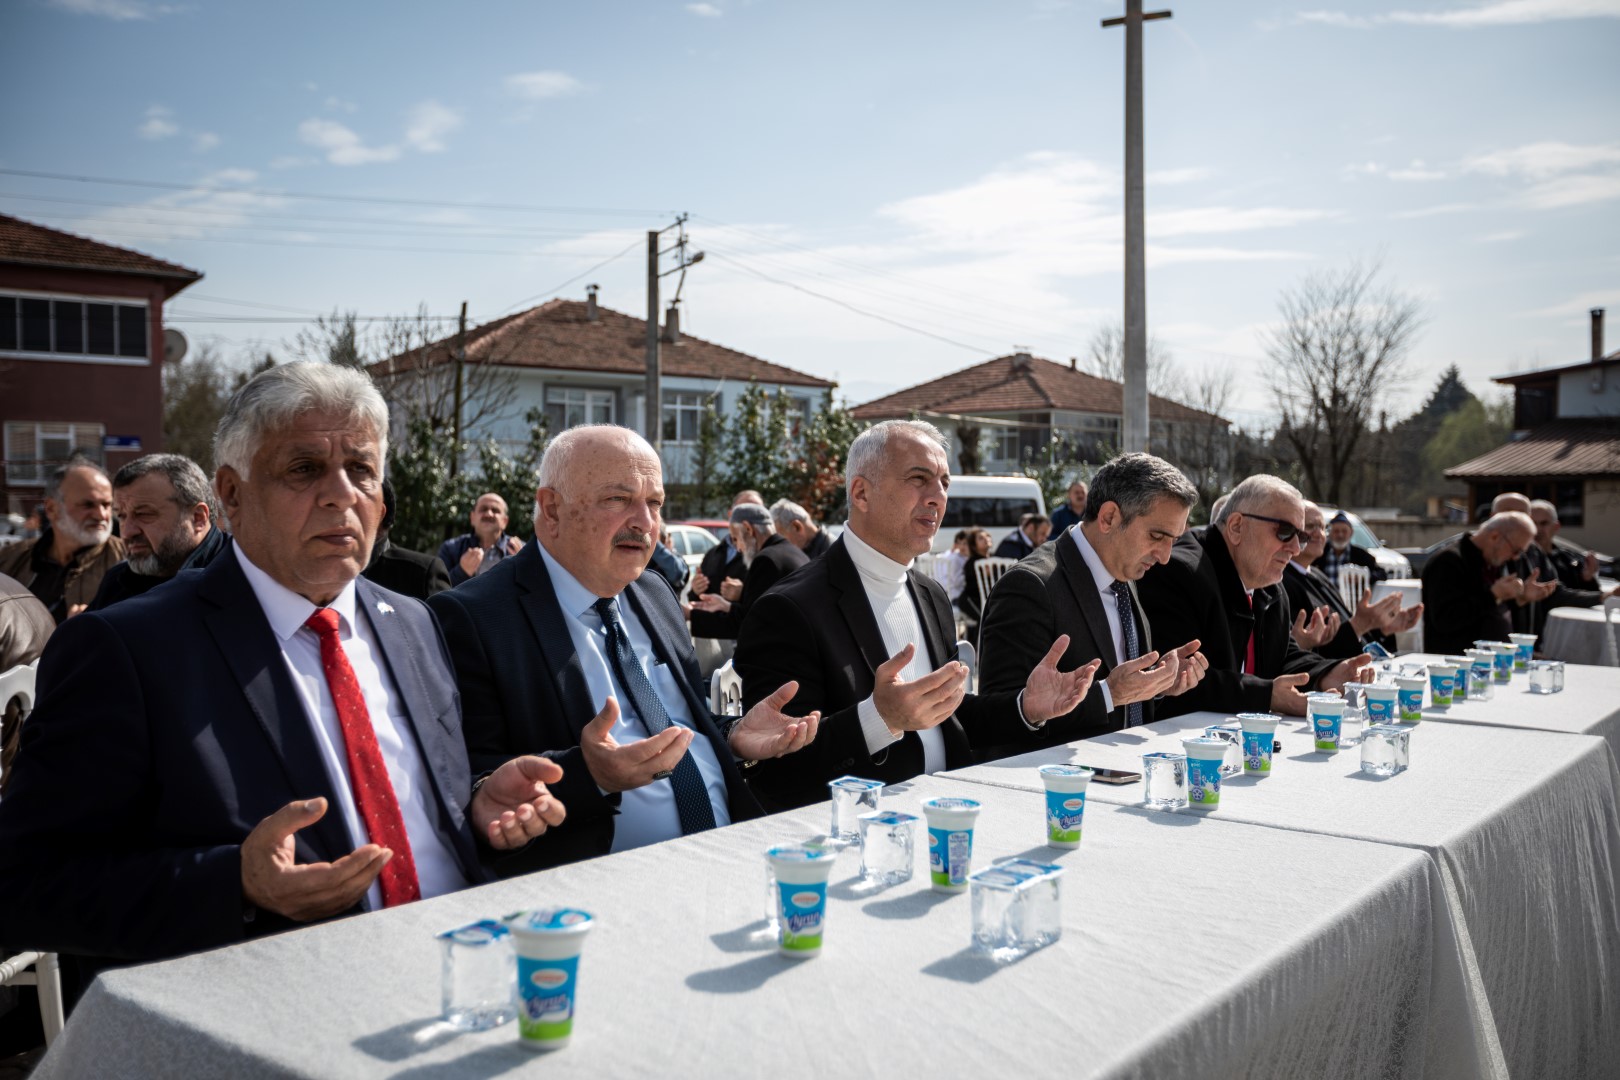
top-left (1244, 593), bottom-right (1257, 676)
top-left (304, 608), bottom-right (421, 907)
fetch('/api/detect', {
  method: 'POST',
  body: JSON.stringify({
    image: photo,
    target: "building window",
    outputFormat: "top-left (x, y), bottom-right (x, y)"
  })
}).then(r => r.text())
top-left (0, 293), bottom-right (149, 363)
top-left (4, 421), bottom-right (107, 486)
top-left (1473, 479), bottom-right (1585, 527)
top-left (544, 387), bottom-right (615, 432)
top-left (1513, 380), bottom-right (1557, 429)
top-left (662, 391), bottom-right (709, 444)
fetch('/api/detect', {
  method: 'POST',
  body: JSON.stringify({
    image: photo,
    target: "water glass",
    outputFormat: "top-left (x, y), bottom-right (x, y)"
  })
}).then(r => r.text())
top-left (1529, 660), bottom-right (1559, 695)
top-left (1466, 667), bottom-right (1493, 701)
top-left (1553, 660), bottom-right (1566, 692)
top-left (857, 811), bottom-right (917, 886)
top-left (1360, 724), bottom-right (1411, 777)
top-left (969, 859), bottom-right (1063, 962)
top-left (828, 776), bottom-right (884, 843)
top-left (437, 920), bottom-right (517, 1031)
top-left (1142, 752), bottom-right (1188, 810)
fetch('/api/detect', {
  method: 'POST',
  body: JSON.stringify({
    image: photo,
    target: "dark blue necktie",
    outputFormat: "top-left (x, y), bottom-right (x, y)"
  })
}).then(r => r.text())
top-left (1111, 581), bottom-right (1144, 728)
top-left (593, 597), bottom-right (717, 835)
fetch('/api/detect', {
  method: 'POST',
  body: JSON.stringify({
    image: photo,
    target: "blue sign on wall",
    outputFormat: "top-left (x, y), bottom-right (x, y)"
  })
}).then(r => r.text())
top-left (103, 435), bottom-right (142, 450)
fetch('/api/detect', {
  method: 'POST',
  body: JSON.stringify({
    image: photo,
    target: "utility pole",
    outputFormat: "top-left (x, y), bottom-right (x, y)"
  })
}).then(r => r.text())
top-left (645, 214), bottom-right (703, 456)
top-left (1103, 1), bottom-right (1171, 453)
top-left (451, 299), bottom-right (467, 477)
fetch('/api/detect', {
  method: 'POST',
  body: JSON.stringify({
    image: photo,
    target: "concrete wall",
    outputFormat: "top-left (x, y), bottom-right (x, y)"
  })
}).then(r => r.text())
top-left (1358, 516), bottom-right (1461, 550)
top-left (1559, 479), bottom-right (1620, 555)
top-left (1557, 366), bottom-right (1620, 419)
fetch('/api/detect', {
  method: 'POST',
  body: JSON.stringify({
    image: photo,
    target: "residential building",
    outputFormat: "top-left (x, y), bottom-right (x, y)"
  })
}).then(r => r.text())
top-left (1447, 307), bottom-right (1620, 553)
top-left (0, 214), bottom-right (202, 517)
top-left (368, 287), bottom-right (833, 485)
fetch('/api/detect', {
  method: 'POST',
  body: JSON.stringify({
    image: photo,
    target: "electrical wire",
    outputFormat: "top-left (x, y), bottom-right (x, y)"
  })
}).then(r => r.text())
top-left (488, 235), bottom-right (645, 319)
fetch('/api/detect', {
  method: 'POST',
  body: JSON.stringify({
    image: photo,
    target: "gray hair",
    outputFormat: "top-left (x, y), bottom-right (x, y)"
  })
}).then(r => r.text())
top-left (1082, 452), bottom-right (1197, 524)
top-left (1491, 491), bottom-right (1530, 513)
top-left (1479, 510), bottom-right (1534, 539)
top-left (770, 498), bottom-right (812, 531)
top-left (214, 362), bottom-right (388, 479)
top-left (113, 453), bottom-right (219, 520)
top-left (1220, 475), bottom-right (1302, 529)
top-left (45, 454), bottom-right (107, 501)
top-left (1208, 493), bottom-right (1230, 527)
top-left (846, 419), bottom-right (946, 484)
top-left (1529, 499), bottom-right (1558, 522)
top-left (536, 423), bottom-right (658, 495)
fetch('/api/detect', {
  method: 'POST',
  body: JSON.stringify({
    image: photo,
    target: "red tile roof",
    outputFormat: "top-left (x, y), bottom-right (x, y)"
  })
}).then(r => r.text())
top-left (369, 298), bottom-right (833, 388)
top-left (849, 353), bottom-right (1227, 425)
top-left (1445, 418), bottom-right (1620, 479)
top-left (0, 213), bottom-right (202, 284)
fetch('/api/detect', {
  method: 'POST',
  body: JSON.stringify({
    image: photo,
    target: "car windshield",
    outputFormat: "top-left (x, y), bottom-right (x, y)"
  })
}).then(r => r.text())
top-left (1321, 508), bottom-right (1380, 549)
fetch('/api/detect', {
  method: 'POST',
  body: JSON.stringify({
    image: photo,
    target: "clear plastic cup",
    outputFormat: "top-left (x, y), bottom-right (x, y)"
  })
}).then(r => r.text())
top-left (1237, 713), bottom-right (1279, 774)
top-left (1181, 736), bottom-right (1227, 809)
top-left (857, 811), bottom-right (918, 885)
top-left (827, 776), bottom-right (884, 844)
top-left (1142, 752), bottom-right (1188, 810)
top-left (505, 908), bottom-right (594, 1050)
top-left (1038, 764), bottom-right (1092, 848)
top-left (438, 920), bottom-right (516, 1032)
top-left (921, 797), bottom-right (982, 892)
top-left (766, 844), bottom-right (838, 957)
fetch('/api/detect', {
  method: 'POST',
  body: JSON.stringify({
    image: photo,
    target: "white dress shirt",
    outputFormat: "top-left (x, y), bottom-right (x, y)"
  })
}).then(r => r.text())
top-left (233, 545), bottom-right (467, 912)
top-left (844, 525), bottom-right (949, 775)
top-left (535, 542), bottom-right (732, 853)
top-left (1066, 523), bottom-right (1128, 714)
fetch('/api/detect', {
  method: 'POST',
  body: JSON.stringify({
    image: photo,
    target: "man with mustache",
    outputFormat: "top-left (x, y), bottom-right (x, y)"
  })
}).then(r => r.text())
top-left (0, 456), bottom-right (123, 623)
top-left (430, 425), bottom-right (817, 871)
top-left (88, 453), bottom-right (230, 611)
top-left (689, 502), bottom-right (810, 636)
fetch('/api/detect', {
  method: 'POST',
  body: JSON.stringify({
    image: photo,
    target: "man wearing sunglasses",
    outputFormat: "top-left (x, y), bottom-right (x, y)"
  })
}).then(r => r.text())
top-left (1136, 475), bottom-right (1374, 718)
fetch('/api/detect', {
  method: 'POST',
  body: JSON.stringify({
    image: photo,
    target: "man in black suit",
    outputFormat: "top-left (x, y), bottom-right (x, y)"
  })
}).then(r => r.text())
top-left (733, 420), bottom-right (1098, 810)
top-left (995, 513), bottom-right (1051, 560)
top-left (361, 478), bottom-right (451, 601)
top-left (1281, 502), bottom-right (1421, 659)
top-left (690, 503), bottom-right (810, 635)
top-left (430, 427), bottom-right (815, 873)
top-left (0, 363), bottom-right (565, 1003)
top-left (1136, 475), bottom-right (1374, 719)
top-left (687, 490), bottom-right (763, 676)
top-left (1491, 492), bottom-right (1606, 641)
top-left (1422, 510), bottom-right (1547, 655)
top-left (978, 453), bottom-right (1208, 754)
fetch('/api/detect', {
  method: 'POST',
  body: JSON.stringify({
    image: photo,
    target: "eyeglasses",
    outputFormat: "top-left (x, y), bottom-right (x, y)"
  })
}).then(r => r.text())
top-left (1240, 512), bottom-right (1303, 544)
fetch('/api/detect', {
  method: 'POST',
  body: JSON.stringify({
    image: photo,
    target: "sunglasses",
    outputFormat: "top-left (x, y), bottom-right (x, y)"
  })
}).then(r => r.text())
top-left (1241, 512), bottom-right (1303, 544)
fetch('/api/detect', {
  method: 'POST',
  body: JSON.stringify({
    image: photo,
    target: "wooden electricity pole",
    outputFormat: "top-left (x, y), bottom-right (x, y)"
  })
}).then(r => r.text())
top-left (451, 299), bottom-right (467, 477)
top-left (1103, 1), bottom-right (1171, 454)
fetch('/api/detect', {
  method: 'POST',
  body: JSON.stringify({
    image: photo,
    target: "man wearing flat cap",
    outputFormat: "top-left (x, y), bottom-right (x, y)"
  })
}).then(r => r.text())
top-left (690, 501), bottom-right (810, 637)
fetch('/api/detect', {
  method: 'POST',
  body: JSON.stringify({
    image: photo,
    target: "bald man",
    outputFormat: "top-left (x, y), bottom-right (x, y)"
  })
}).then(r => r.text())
top-left (1491, 492), bottom-right (1607, 642)
top-left (1420, 510), bottom-right (1549, 654)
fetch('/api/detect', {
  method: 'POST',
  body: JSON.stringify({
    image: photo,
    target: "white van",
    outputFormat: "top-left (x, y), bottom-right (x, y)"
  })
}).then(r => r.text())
top-left (934, 475), bottom-right (1047, 553)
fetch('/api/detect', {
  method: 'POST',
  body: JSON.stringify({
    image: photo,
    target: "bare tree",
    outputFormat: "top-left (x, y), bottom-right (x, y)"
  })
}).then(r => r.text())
top-left (1263, 261), bottom-right (1424, 505)
top-left (1162, 364), bottom-right (1236, 517)
top-left (1081, 320), bottom-right (1182, 398)
top-left (362, 304), bottom-right (522, 445)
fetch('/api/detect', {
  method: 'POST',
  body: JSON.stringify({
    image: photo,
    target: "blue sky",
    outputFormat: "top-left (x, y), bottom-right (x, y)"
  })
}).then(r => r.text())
top-left (3, 0), bottom-right (1617, 426)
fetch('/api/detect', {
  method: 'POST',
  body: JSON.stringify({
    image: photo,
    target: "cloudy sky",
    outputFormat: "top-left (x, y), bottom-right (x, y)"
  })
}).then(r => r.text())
top-left (3, 0), bottom-right (1617, 426)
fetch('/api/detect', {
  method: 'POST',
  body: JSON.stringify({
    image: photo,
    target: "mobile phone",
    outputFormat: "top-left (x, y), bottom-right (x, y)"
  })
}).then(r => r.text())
top-left (1083, 767), bottom-right (1142, 785)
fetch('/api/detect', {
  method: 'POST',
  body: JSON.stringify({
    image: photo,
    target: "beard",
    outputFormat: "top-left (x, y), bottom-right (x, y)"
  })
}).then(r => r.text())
top-left (126, 527), bottom-right (196, 578)
top-left (56, 514), bottom-right (112, 551)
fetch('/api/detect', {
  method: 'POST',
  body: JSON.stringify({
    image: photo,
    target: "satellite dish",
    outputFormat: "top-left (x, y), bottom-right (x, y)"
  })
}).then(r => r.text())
top-left (163, 327), bottom-right (189, 364)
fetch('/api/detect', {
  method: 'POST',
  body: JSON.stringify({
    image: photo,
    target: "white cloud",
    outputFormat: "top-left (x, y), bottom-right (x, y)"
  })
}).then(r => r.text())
top-left (1463, 141), bottom-right (1620, 179)
top-left (1387, 160), bottom-right (1446, 181)
top-left (1297, 0), bottom-right (1620, 29)
top-left (1478, 230), bottom-right (1526, 242)
top-left (200, 167), bottom-right (257, 186)
top-left (1522, 174), bottom-right (1620, 208)
top-left (67, 168), bottom-right (285, 246)
top-left (192, 132), bottom-right (220, 153)
top-left (503, 71), bottom-right (584, 100)
top-left (324, 96), bottom-right (359, 114)
top-left (269, 155), bottom-right (314, 170)
top-left (138, 106), bottom-right (178, 140)
top-left (686, 2), bottom-right (723, 15)
top-left (404, 101), bottom-right (462, 153)
top-left (49, 0), bottom-right (179, 19)
top-left (297, 118), bottom-right (401, 166)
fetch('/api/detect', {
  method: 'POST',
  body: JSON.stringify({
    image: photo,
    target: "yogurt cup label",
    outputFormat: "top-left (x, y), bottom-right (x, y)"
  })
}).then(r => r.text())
top-left (1187, 757), bottom-right (1222, 806)
top-left (1241, 729), bottom-right (1272, 773)
top-left (1045, 789), bottom-right (1086, 843)
top-left (928, 826), bottom-right (974, 887)
top-left (776, 880), bottom-right (827, 952)
top-left (1312, 713), bottom-right (1342, 751)
top-left (516, 954), bottom-right (579, 1045)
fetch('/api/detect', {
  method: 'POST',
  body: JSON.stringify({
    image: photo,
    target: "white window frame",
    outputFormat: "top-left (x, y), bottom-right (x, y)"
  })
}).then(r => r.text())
top-left (4, 420), bottom-right (107, 486)
top-left (545, 387), bottom-right (615, 430)
top-left (0, 288), bottom-right (152, 367)
top-left (662, 390), bottom-right (708, 445)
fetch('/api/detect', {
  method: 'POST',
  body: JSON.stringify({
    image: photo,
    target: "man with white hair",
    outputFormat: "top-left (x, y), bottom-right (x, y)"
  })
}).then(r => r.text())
top-left (771, 498), bottom-right (832, 559)
top-left (1487, 492), bottom-right (1603, 642)
top-left (430, 425), bottom-right (816, 871)
top-left (1422, 509), bottom-right (1548, 655)
top-left (1529, 500), bottom-right (1602, 590)
top-left (1136, 474), bottom-right (1374, 718)
top-left (0, 362), bottom-right (567, 1005)
top-left (0, 455), bottom-right (124, 622)
top-left (690, 502), bottom-right (810, 635)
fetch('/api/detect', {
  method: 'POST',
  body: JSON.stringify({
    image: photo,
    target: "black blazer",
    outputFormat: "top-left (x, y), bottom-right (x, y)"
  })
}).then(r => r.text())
top-left (696, 533), bottom-right (810, 639)
top-left (994, 530), bottom-right (1036, 560)
top-left (732, 537), bottom-right (1027, 810)
top-left (1422, 536), bottom-right (1512, 655)
top-left (689, 539), bottom-right (745, 640)
top-left (1136, 529), bottom-right (1337, 719)
top-left (363, 538), bottom-right (452, 601)
top-left (0, 553), bottom-right (487, 984)
top-left (428, 544), bottom-right (762, 874)
top-left (1281, 563), bottom-right (1368, 660)
top-left (977, 533), bottom-right (1154, 755)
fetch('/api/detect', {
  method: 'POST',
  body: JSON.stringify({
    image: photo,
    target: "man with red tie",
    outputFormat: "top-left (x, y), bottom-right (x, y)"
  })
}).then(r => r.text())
top-left (1135, 474), bottom-right (1374, 719)
top-left (0, 363), bottom-right (565, 1004)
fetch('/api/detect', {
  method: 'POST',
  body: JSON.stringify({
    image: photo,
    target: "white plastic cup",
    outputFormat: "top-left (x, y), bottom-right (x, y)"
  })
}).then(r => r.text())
top-left (1237, 713), bottom-right (1280, 774)
top-left (505, 908), bottom-right (594, 1050)
top-left (1362, 684), bottom-right (1398, 725)
top-left (1038, 765), bottom-right (1092, 848)
top-left (921, 797), bottom-right (982, 892)
top-left (1180, 736), bottom-right (1227, 809)
top-left (1427, 663), bottom-right (1459, 707)
top-left (766, 844), bottom-right (838, 957)
top-left (1394, 676), bottom-right (1426, 722)
top-left (1307, 694), bottom-right (1346, 752)
top-left (1489, 642), bottom-right (1516, 683)
top-left (1509, 633), bottom-right (1537, 671)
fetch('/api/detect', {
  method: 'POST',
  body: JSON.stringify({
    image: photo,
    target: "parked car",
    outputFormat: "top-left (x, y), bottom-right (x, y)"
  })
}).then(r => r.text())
top-left (1400, 532), bottom-right (1615, 581)
top-left (1314, 506), bottom-right (1413, 579)
top-left (666, 522), bottom-right (720, 574)
top-left (933, 475), bottom-right (1047, 554)
top-left (678, 519), bottom-right (732, 542)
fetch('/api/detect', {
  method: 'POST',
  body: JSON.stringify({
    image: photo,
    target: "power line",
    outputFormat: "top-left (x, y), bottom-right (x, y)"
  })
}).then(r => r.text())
top-left (21, 222), bottom-right (627, 258)
top-left (489, 236), bottom-right (645, 319)
top-left (0, 168), bottom-right (673, 218)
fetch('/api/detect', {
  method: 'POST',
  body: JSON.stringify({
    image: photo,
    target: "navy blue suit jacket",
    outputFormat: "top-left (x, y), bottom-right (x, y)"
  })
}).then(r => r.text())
top-left (0, 549), bottom-right (489, 983)
top-left (428, 543), bottom-right (762, 875)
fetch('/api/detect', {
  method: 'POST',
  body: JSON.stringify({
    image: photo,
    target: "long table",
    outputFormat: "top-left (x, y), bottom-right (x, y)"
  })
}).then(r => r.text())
top-left (941, 710), bottom-right (1620, 1080)
top-left (36, 776), bottom-right (1492, 1080)
top-left (1390, 655), bottom-right (1620, 759)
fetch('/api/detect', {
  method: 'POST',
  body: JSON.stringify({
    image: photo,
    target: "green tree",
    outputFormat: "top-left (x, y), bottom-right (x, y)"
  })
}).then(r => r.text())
top-left (689, 394), bottom-right (727, 515)
top-left (722, 381), bottom-right (795, 499)
top-left (162, 342), bottom-right (232, 471)
top-left (470, 408), bottom-right (550, 541)
top-left (785, 390), bottom-right (866, 524)
top-left (1422, 396), bottom-right (1513, 482)
top-left (385, 417), bottom-right (475, 553)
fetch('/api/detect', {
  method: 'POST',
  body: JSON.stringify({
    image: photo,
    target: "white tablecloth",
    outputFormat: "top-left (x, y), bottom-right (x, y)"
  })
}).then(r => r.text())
top-left (942, 713), bottom-right (1620, 1080)
top-left (1541, 606), bottom-right (1617, 666)
top-left (36, 777), bottom-right (1491, 1080)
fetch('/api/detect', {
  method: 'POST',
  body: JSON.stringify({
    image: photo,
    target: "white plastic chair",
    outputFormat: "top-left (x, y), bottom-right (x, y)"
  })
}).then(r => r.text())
top-left (955, 639), bottom-right (978, 695)
top-left (0, 950), bottom-right (64, 1048)
top-left (973, 557), bottom-right (1018, 619)
top-left (709, 659), bottom-right (744, 718)
top-left (1604, 594), bottom-right (1620, 668)
top-left (1339, 564), bottom-right (1372, 612)
top-left (0, 659), bottom-right (37, 730)
top-left (911, 552), bottom-right (938, 582)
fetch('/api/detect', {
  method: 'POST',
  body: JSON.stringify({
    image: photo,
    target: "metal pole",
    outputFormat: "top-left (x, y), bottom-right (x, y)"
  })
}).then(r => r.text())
top-left (645, 230), bottom-right (661, 453)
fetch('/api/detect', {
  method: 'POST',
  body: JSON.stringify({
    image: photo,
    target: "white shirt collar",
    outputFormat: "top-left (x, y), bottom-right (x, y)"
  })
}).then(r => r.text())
top-left (1067, 523), bottom-right (1120, 596)
top-left (232, 542), bottom-right (358, 642)
top-left (1288, 559), bottom-right (1310, 575)
top-left (842, 522), bottom-right (911, 586)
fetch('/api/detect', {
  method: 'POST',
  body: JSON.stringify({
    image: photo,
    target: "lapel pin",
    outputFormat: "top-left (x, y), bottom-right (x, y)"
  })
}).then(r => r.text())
top-left (377, 601), bottom-right (395, 615)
